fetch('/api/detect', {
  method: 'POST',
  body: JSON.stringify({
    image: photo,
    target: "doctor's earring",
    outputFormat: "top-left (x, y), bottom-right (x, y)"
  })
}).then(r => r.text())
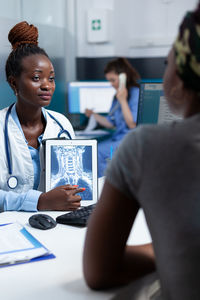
top-left (14, 88), bottom-right (18, 96)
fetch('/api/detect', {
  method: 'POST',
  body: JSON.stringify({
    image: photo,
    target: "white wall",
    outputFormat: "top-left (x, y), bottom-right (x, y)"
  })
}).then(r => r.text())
top-left (0, 0), bottom-right (71, 112)
top-left (76, 0), bottom-right (198, 58)
top-left (0, 0), bottom-right (199, 107)
top-left (21, 0), bottom-right (66, 28)
top-left (0, 0), bottom-right (22, 108)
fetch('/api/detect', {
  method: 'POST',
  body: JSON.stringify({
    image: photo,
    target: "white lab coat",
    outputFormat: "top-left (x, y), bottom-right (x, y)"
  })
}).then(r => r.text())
top-left (0, 106), bottom-right (75, 193)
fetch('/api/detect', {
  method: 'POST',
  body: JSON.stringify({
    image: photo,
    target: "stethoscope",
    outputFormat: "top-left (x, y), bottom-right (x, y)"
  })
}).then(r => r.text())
top-left (5, 103), bottom-right (72, 189)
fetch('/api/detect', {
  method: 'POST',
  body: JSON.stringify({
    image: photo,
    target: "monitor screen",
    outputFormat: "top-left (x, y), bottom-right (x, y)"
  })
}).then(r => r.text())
top-left (137, 80), bottom-right (182, 125)
top-left (68, 81), bottom-right (116, 114)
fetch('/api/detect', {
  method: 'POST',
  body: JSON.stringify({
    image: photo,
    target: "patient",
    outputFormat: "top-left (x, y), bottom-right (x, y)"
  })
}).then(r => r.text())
top-left (83, 2), bottom-right (200, 299)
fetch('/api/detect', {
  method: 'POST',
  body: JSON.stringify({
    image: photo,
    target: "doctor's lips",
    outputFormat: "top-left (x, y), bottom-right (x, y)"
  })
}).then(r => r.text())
top-left (38, 92), bottom-right (52, 100)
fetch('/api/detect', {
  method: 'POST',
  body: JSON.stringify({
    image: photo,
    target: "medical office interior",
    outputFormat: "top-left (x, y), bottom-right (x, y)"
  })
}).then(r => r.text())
top-left (0, 0), bottom-right (198, 299)
top-left (0, 0), bottom-right (197, 122)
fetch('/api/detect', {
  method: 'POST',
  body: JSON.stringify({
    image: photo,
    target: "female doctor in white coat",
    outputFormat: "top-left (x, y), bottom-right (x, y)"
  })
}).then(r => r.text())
top-left (0, 21), bottom-right (84, 212)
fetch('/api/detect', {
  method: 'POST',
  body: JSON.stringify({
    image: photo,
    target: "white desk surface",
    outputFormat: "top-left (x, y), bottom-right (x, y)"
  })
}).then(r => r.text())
top-left (0, 178), bottom-right (151, 300)
top-left (0, 209), bottom-right (151, 300)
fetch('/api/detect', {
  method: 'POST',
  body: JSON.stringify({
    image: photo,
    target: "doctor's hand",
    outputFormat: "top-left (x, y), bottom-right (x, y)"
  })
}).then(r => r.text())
top-left (37, 185), bottom-right (84, 211)
top-left (85, 109), bottom-right (94, 118)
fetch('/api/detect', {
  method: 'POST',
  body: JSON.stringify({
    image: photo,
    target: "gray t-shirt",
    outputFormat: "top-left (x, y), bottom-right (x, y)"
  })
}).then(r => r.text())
top-left (106, 114), bottom-right (200, 300)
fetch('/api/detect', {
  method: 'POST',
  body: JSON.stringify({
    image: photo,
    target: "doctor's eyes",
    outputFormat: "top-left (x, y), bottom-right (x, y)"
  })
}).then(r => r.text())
top-left (32, 75), bottom-right (40, 81)
top-left (49, 76), bottom-right (55, 82)
top-left (32, 75), bottom-right (55, 82)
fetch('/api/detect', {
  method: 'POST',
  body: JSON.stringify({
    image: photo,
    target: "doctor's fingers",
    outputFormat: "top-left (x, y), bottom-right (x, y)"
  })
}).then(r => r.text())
top-left (66, 196), bottom-right (81, 209)
top-left (61, 187), bottom-right (85, 196)
top-left (65, 192), bottom-right (82, 202)
top-left (72, 187), bottom-right (86, 195)
top-left (58, 185), bottom-right (78, 190)
top-left (67, 201), bottom-right (81, 210)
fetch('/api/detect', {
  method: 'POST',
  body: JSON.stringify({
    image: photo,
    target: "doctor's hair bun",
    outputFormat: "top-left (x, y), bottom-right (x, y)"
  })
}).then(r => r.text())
top-left (5, 21), bottom-right (49, 83)
top-left (8, 21), bottom-right (38, 50)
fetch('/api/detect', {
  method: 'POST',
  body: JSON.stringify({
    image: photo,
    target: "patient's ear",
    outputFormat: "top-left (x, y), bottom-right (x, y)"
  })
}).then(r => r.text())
top-left (169, 80), bottom-right (184, 101)
top-left (167, 79), bottom-right (187, 116)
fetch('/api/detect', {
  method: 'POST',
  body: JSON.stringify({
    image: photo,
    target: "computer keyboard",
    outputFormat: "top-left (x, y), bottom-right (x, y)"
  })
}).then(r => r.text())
top-left (56, 204), bottom-right (96, 227)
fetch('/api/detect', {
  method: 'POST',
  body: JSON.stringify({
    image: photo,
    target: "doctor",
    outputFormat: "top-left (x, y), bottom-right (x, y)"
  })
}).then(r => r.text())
top-left (0, 21), bottom-right (84, 212)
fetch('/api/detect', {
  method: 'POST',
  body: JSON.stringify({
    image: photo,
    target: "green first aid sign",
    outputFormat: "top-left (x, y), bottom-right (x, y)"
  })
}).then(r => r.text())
top-left (91, 19), bottom-right (101, 30)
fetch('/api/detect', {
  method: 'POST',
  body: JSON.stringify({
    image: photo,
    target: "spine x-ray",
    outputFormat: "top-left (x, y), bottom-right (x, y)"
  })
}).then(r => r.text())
top-left (50, 145), bottom-right (92, 200)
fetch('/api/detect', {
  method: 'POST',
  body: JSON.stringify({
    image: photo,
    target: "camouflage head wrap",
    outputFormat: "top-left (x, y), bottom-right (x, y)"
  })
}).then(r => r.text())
top-left (174, 3), bottom-right (200, 92)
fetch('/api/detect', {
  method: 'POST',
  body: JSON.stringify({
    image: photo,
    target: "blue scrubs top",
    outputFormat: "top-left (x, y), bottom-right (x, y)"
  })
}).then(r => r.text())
top-left (106, 87), bottom-right (139, 141)
top-left (97, 86), bottom-right (139, 177)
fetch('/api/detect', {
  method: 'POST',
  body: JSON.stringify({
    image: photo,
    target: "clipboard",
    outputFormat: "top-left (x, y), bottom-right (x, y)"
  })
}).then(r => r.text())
top-left (0, 223), bottom-right (55, 268)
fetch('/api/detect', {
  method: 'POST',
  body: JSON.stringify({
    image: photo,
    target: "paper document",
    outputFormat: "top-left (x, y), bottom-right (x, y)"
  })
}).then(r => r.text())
top-left (84, 115), bottom-right (97, 132)
top-left (0, 223), bottom-right (52, 266)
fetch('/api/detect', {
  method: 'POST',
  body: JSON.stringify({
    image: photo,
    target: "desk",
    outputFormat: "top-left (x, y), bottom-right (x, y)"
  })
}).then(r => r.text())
top-left (0, 179), bottom-right (151, 300)
top-left (75, 129), bottom-right (112, 141)
top-left (0, 210), bottom-right (151, 300)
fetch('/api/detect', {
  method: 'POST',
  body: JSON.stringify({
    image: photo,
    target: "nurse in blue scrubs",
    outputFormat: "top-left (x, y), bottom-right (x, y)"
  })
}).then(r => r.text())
top-left (85, 58), bottom-right (140, 177)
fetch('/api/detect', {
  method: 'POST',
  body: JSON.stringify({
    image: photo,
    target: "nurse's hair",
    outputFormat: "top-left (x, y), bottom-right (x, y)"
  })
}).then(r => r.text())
top-left (104, 57), bottom-right (140, 89)
top-left (5, 21), bottom-right (49, 82)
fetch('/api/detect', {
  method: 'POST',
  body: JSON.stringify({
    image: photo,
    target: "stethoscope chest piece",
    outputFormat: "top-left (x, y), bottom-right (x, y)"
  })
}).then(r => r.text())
top-left (7, 176), bottom-right (18, 189)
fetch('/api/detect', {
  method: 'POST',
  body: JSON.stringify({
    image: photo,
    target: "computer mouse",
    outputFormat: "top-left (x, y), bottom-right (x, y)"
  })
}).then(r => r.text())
top-left (29, 214), bottom-right (57, 230)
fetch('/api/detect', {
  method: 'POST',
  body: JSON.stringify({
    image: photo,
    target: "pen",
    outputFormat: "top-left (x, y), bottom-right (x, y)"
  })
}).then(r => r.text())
top-left (0, 223), bottom-right (12, 227)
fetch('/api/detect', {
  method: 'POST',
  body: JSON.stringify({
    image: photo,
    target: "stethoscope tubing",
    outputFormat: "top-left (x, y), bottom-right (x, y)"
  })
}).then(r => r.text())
top-left (46, 111), bottom-right (72, 139)
top-left (4, 103), bottom-right (14, 175)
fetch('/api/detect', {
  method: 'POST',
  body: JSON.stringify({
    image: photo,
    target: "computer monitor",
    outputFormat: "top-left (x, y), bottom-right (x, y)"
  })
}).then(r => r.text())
top-left (137, 80), bottom-right (182, 125)
top-left (67, 81), bottom-right (116, 114)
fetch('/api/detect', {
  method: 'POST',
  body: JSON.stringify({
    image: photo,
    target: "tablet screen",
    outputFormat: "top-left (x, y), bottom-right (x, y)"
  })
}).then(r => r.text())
top-left (44, 139), bottom-right (98, 204)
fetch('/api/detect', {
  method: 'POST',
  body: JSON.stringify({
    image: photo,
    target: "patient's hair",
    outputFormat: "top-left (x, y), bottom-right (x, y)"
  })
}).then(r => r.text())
top-left (174, 3), bottom-right (200, 92)
top-left (104, 57), bottom-right (140, 89)
top-left (5, 21), bottom-right (49, 82)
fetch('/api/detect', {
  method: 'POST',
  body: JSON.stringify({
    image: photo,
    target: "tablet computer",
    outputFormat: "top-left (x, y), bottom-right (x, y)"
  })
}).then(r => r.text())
top-left (44, 139), bottom-right (98, 205)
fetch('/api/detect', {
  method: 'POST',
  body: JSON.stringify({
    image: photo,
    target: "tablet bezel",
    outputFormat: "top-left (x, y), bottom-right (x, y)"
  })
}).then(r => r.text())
top-left (44, 139), bottom-right (98, 205)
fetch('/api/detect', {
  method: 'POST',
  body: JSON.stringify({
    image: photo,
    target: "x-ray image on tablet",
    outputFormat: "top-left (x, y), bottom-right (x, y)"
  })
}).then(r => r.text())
top-left (51, 145), bottom-right (92, 199)
top-left (44, 139), bottom-right (98, 204)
